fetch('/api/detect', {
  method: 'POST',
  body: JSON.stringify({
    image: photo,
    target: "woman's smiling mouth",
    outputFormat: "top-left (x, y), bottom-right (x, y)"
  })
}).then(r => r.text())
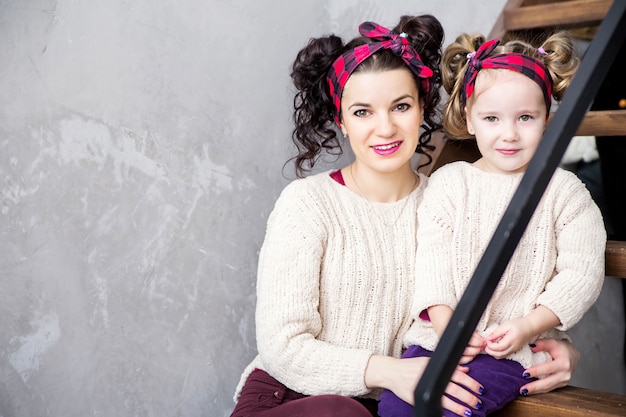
top-left (373, 141), bottom-right (402, 155)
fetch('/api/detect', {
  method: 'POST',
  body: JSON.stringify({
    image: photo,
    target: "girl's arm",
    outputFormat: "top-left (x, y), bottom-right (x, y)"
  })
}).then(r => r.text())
top-left (428, 304), bottom-right (453, 335)
top-left (484, 306), bottom-right (560, 358)
top-left (535, 172), bottom-right (606, 330)
top-left (429, 304), bottom-right (486, 364)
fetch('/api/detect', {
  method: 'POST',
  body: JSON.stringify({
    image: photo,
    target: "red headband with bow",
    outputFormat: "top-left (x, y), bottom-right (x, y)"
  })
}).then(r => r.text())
top-left (462, 39), bottom-right (553, 113)
top-left (326, 21), bottom-right (434, 126)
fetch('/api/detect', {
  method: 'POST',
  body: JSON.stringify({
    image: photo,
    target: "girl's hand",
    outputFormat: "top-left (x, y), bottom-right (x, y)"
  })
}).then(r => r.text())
top-left (366, 355), bottom-right (483, 416)
top-left (519, 338), bottom-right (579, 395)
top-left (484, 319), bottom-right (532, 359)
top-left (460, 332), bottom-right (486, 364)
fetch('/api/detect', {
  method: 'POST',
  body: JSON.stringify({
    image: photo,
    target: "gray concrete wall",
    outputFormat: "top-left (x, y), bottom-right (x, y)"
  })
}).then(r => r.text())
top-left (0, 1), bottom-right (622, 416)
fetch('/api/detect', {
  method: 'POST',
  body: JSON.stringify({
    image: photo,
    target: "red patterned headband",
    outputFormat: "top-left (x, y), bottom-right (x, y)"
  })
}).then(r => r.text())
top-left (326, 21), bottom-right (434, 126)
top-left (462, 39), bottom-right (553, 113)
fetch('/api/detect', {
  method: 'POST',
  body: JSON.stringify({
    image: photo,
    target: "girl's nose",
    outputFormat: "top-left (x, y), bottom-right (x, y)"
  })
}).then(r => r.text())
top-left (502, 121), bottom-right (519, 141)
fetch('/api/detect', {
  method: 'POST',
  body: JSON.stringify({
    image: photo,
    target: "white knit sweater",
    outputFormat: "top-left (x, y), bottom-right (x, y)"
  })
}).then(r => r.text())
top-left (233, 170), bottom-right (428, 401)
top-left (403, 162), bottom-right (606, 368)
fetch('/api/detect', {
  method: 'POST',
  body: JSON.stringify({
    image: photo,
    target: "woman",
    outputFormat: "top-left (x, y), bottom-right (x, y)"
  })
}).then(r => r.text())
top-left (230, 15), bottom-right (579, 417)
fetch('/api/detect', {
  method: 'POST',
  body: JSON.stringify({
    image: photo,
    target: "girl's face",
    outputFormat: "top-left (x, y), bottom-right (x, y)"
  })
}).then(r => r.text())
top-left (340, 68), bottom-right (422, 175)
top-left (466, 69), bottom-right (547, 175)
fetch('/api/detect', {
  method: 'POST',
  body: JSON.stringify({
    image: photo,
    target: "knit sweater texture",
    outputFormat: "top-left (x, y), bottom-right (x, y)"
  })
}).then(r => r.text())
top-left (403, 162), bottom-right (606, 368)
top-left (233, 170), bottom-right (428, 401)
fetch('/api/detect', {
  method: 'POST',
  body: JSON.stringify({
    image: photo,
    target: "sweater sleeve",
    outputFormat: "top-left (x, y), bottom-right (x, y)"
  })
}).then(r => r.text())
top-left (412, 167), bottom-right (462, 317)
top-left (255, 180), bottom-right (373, 397)
top-left (536, 171), bottom-right (606, 330)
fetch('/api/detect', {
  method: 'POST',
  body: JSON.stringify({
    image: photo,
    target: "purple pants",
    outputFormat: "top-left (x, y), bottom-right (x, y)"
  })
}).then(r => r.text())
top-left (378, 345), bottom-right (530, 417)
top-left (230, 369), bottom-right (378, 417)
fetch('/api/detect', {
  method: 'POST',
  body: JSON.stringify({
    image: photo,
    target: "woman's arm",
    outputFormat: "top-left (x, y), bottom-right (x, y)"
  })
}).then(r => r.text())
top-left (365, 354), bottom-right (483, 416)
top-left (365, 338), bottom-right (579, 410)
top-left (256, 182), bottom-right (374, 396)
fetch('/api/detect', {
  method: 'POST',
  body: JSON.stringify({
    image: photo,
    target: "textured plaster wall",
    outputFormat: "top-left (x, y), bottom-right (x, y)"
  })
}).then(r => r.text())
top-left (0, 1), bottom-right (622, 416)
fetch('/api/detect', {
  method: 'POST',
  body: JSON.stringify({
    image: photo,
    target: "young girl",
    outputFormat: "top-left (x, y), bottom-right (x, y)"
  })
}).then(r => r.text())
top-left (230, 17), bottom-right (583, 417)
top-left (378, 32), bottom-right (606, 417)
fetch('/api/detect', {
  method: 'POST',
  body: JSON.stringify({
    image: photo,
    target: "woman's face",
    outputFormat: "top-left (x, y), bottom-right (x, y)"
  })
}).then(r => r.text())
top-left (340, 68), bottom-right (423, 175)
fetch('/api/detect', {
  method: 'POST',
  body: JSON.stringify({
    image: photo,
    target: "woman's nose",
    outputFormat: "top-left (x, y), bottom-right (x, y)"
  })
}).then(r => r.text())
top-left (375, 113), bottom-right (396, 137)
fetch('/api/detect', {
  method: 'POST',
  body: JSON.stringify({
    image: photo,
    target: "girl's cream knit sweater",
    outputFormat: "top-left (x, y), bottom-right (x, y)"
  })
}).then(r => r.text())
top-left (404, 162), bottom-right (606, 368)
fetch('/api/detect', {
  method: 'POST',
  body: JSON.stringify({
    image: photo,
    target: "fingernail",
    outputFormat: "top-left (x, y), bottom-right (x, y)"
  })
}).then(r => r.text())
top-left (529, 343), bottom-right (536, 348)
top-left (523, 372), bottom-right (531, 378)
top-left (520, 388), bottom-right (529, 396)
top-left (478, 386), bottom-right (485, 395)
top-left (476, 401), bottom-right (483, 410)
top-left (464, 410), bottom-right (473, 417)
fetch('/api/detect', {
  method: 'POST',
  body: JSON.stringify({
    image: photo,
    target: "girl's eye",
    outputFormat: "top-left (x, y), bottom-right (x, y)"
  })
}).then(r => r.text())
top-left (395, 103), bottom-right (410, 112)
top-left (485, 116), bottom-right (498, 122)
top-left (353, 109), bottom-right (369, 118)
top-left (519, 115), bottom-right (533, 121)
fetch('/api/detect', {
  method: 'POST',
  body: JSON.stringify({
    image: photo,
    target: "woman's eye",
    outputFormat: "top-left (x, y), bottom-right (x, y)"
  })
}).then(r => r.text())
top-left (354, 109), bottom-right (369, 118)
top-left (395, 103), bottom-right (410, 112)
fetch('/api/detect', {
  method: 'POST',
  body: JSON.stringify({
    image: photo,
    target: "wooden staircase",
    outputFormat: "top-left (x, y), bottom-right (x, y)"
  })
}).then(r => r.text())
top-left (420, 0), bottom-right (626, 415)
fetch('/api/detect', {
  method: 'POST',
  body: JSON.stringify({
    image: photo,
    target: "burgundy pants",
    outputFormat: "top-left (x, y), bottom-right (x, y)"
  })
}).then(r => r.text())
top-left (230, 369), bottom-right (378, 417)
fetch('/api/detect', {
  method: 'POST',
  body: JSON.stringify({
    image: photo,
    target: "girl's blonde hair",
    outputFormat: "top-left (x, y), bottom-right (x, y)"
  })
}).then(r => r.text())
top-left (442, 32), bottom-right (579, 139)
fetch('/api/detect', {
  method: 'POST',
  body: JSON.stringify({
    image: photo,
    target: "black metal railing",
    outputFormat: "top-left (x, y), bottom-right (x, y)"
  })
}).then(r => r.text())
top-left (414, 2), bottom-right (626, 415)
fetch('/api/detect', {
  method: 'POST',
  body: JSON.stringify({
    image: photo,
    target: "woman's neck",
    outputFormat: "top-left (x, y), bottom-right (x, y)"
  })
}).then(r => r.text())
top-left (345, 163), bottom-right (418, 203)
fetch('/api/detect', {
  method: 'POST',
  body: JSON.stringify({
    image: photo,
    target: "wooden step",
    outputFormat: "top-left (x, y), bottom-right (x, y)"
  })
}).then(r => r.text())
top-left (493, 385), bottom-right (626, 417)
top-left (490, 0), bottom-right (613, 41)
top-left (606, 240), bottom-right (626, 278)
top-left (547, 109), bottom-right (626, 136)
top-left (576, 110), bottom-right (626, 136)
top-left (505, 0), bottom-right (612, 31)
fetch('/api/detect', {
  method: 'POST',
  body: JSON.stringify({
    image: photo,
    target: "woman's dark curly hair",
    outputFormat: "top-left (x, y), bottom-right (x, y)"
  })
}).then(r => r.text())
top-left (289, 14), bottom-right (445, 177)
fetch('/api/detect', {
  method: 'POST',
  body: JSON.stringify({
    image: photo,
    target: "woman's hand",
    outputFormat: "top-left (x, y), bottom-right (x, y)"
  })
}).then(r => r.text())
top-left (442, 365), bottom-right (485, 416)
top-left (366, 355), bottom-right (483, 416)
top-left (519, 338), bottom-right (579, 395)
